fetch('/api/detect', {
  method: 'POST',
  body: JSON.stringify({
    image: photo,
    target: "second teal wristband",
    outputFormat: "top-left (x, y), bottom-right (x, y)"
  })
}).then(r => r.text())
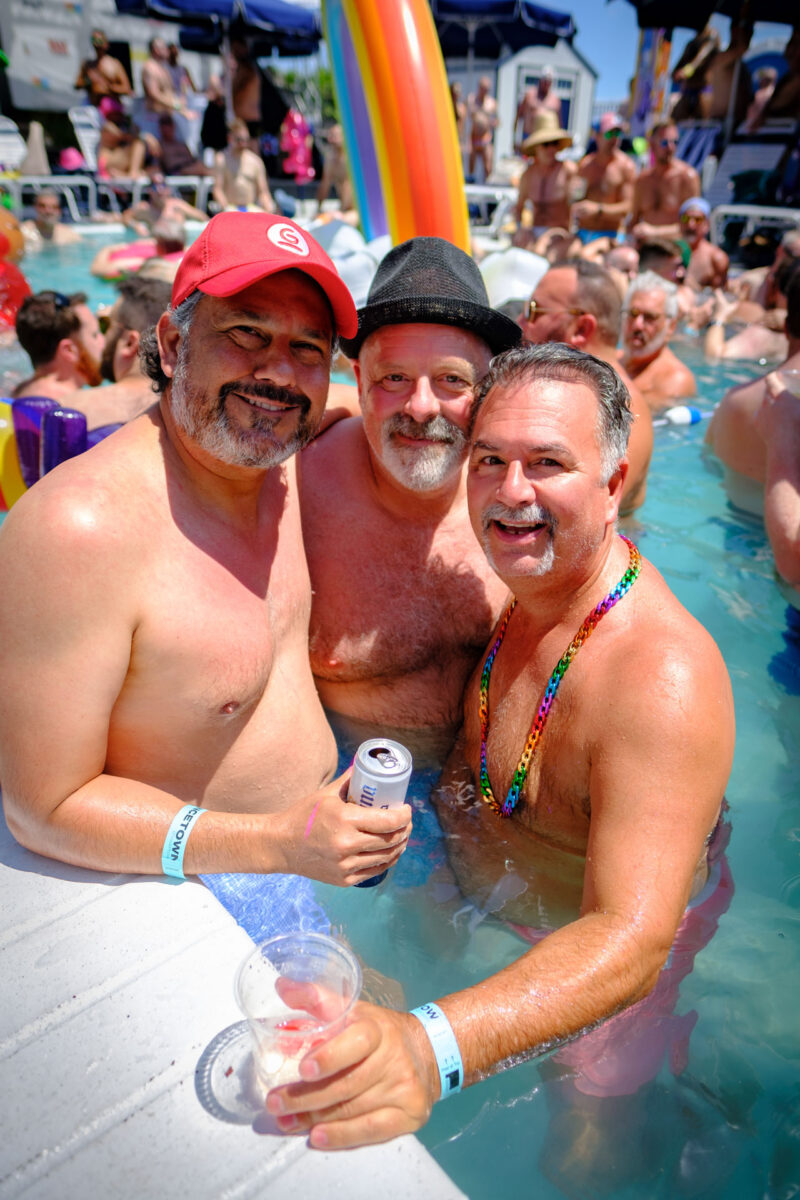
top-left (410, 1002), bottom-right (463, 1100)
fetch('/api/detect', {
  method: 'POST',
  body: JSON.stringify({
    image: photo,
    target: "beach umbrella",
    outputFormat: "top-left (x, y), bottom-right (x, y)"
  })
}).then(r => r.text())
top-left (114, 0), bottom-right (320, 52)
top-left (620, 0), bottom-right (798, 32)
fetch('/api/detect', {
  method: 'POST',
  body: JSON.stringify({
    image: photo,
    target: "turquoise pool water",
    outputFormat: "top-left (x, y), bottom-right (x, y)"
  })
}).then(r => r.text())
top-left (11, 239), bottom-right (800, 1196)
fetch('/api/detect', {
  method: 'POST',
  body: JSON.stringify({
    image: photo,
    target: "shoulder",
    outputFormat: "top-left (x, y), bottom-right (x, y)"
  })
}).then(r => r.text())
top-left (589, 558), bottom-right (732, 738)
top-left (300, 416), bottom-right (363, 483)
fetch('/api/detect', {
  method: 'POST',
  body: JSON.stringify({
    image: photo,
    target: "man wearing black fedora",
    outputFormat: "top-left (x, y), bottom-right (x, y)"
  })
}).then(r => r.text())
top-left (299, 236), bottom-right (520, 758)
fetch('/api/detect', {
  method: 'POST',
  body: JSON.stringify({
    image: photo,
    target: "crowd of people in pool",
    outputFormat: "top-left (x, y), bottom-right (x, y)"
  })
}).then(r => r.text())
top-left (0, 31), bottom-right (798, 1155)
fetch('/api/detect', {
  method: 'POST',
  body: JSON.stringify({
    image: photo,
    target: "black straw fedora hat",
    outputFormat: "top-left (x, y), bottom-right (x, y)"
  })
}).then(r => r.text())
top-left (339, 236), bottom-right (522, 358)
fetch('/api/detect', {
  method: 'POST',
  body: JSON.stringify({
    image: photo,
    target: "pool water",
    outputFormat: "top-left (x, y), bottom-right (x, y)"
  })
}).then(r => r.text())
top-left (10, 239), bottom-right (800, 1196)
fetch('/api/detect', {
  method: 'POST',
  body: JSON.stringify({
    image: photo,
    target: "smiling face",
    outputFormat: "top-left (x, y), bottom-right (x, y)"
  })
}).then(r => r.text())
top-left (355, 323), bottom-right (492, 492)
top-left (161, 271), bottom-right (333, 470)
top-left (468, 375), bottom-right (619, 584)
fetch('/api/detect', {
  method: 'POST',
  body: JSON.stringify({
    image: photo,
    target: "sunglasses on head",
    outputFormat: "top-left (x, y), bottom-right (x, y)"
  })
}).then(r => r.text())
top-left (525, 298), bottom-right (585, 322)
top-left (41, 290), bottom-right (71, 311)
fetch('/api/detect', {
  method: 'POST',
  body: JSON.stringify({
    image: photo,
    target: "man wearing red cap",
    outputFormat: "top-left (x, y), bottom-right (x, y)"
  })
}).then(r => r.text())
top-left (0, 212), bottom-right (411, 884)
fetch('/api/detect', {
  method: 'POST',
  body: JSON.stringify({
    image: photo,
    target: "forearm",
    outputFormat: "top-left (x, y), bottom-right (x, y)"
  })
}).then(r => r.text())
top-left (436, 909), bottom-right (668, 1084)
top-left (3, 774), bottom-right (290, 876)
top-left (704, 320), bottom-right (728, 358)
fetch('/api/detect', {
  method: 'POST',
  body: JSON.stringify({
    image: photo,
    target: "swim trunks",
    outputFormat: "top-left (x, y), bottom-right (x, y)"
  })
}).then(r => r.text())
top-left (509, 821), bottom-right (733, 1097)
top-left (575, 230), bottom-right (619, 245)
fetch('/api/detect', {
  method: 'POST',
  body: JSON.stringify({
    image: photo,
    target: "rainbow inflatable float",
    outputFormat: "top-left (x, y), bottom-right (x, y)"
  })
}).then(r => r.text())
top-left (324, 0), bottom-right (470, 251)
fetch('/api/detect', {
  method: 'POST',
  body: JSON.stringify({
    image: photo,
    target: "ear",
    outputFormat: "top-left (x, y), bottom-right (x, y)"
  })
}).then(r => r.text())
top-left (571, 312), bottom-right (597, 349)
top-left (156, 311), bottom-right (180, 379)
top-left (58, 337), bottom-right (80, 366)
top-left (605, 456), bottom-right (629, 522)
top-left (352, 358), bottom-right (366, 411)
top-left (120, 328), bottom-right (140, 360)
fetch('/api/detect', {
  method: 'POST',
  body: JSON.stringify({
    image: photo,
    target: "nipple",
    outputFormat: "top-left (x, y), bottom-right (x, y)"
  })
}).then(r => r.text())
top-left (219, 701), bottom-right (240, 716)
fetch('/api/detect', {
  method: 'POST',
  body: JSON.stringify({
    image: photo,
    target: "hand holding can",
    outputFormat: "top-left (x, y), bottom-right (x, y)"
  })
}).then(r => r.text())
top-left (347, 739), bottom-right (413, 887)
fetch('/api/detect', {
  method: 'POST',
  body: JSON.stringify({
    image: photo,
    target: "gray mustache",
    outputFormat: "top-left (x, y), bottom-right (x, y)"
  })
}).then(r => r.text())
top-left (482, 502), bottom-right (557, 531)
top-left (387, 414), bottom-right (466, 445)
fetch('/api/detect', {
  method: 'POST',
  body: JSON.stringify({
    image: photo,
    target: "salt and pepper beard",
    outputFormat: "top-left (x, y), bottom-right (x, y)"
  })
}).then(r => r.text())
top-left (480, 501), bottom-right (558, 577)
top-left (168, 336), bottom-right (317, 469)
top-left (379, 413), bottom-right (468, 491)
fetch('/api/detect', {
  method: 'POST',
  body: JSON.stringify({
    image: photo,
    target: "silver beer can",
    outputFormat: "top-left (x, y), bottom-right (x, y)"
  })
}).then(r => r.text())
top-left (347, 739), bottom-right (413, 887)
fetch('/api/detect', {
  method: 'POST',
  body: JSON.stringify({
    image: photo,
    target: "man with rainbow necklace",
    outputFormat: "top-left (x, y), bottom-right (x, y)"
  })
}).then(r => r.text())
top-left (264, 342), bottom-right (735, 1151)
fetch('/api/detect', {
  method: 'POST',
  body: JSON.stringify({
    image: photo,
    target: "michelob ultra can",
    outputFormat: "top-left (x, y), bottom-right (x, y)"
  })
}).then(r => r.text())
top-left (347, 739), bottom-right (413, 888)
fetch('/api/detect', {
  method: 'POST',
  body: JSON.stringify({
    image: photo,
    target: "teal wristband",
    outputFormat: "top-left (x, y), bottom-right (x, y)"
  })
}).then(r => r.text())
top-left (410, 1002), bottom-right (463, 1099)
top-left (161, 805), bottom-right (206, 879)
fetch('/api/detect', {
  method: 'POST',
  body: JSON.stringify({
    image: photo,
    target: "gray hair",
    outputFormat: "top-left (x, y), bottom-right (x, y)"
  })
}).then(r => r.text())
top-left (624, 270), bottom-right (679, 319)
top-left (139, 290), bottom-right (202, 393)
top-left (472, 342), bottom-right (632, 482)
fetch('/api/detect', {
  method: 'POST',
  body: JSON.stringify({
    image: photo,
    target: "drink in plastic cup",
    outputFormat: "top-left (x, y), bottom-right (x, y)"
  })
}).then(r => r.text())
top-left (234, 932), bottom-right (362, 1094)
top-left (777, 369), bottom-right (800, 397)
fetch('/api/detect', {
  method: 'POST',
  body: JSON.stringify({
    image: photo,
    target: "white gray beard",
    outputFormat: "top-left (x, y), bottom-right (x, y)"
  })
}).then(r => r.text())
top-left (378, 415), bottom-right (467, 491)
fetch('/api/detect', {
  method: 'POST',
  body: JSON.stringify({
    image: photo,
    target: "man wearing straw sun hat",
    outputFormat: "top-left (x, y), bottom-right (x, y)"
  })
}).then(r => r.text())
top-left (513, 111), bottom-right (577, 245)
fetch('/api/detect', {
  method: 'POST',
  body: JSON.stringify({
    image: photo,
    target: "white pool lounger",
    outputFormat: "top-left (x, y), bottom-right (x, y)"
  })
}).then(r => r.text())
top-left (0, 816), bottom-right (464, 1200)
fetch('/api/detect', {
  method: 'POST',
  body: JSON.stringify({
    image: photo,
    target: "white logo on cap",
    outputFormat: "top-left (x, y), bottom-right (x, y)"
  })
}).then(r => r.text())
top-left (267, 223), bottom-right (310, 257)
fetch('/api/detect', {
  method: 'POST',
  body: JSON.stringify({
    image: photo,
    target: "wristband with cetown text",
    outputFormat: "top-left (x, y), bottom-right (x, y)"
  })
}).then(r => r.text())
top-left (161, 805), bottom-right (207, 880)
top-left (410, 1002), bottom-right (463, 1100)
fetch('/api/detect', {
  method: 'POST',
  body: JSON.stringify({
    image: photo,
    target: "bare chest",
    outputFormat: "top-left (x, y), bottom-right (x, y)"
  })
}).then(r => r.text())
top-left (304, 487), bottom-right (505, 683)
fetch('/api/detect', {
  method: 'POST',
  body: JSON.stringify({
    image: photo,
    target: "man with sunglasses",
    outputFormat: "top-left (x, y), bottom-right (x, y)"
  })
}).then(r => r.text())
top-left (573, 113), bottom-right (637, 243)
top-left (680, 198), bottom-right (729, 291)
top-left (630, 122), bottom-right (700, 246)
top-left (13, 290), bottom-right (104, 402)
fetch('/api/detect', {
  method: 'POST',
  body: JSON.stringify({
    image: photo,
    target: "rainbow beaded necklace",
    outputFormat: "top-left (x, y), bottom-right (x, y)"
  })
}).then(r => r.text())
top-left (479, 533), bottom-right (642, 817)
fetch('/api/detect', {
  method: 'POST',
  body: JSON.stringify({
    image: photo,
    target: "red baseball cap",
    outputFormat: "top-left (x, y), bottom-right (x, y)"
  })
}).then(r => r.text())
top-left (171, 212), bottom-right (358, 338)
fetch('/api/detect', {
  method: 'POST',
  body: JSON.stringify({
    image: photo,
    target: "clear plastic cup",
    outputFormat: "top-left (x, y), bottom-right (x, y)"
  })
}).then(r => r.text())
top-left (234, 932), bottom-right (362, 1094)
top-left (777, 369), bottom-right (800, 398)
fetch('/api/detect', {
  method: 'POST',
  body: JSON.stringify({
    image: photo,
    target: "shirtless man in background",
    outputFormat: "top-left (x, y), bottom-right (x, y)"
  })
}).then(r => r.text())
top-left (630, 122), bottom-right (700, 244)
top-left (214, 119), bottom-right (275, 212)
top-left (64, 275), bottom-right (172, 430)
top-left (514, 117), bottom-right (576, 243)
top-left (299, 236), bottom-right (520, 754)
top-left (0, 213), bottom-right (410, 884)
top-left (622, 271), bottom-right (697, 411)
top-left (514, 67), bottom-right (562, 150)
top-left (680, 198), bottom-right (729, 290)
top-left (519, 260), bottom-right (653, 513)
top-left (265, 344), bottom-right (734, 1150)
top-left (74, 28), bottom-right (132, 112)
top-left (706, 262), bottom-right (800, 515)
top-left (13, 290), bottom-right (103, 402)
top-left (468, 76), bottom-right (499, 181)
top-left (574, 113), bottom-right (636, 240)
